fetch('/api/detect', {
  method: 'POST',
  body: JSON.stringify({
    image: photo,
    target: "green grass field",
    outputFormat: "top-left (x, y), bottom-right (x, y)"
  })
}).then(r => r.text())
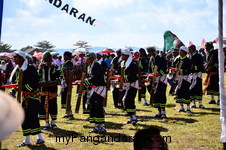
top-left (1, 74), bottom-right (224, 150)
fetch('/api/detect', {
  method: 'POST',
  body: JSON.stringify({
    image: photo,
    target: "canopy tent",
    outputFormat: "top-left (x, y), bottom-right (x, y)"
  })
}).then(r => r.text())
top-left (73, 48), bottom-right (89, 54)
top-left (0, 52), bottom-right (13, 58)
top-left (101, 48), bottom-right (114, 53)
top-left (33, 51), bottom-right (43, 59)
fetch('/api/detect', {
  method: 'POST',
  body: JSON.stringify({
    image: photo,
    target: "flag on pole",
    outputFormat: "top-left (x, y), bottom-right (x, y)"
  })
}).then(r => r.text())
top-left (189, 41), bottom-right (193, 46)
top-left (163, 30), bottom-right (184, 52)
top-left (215, 38), bottom-right (219, 44)
top-left (201, 39), bottom-right (205, 48)
top-left (0, 0), bottom-right (3, 42)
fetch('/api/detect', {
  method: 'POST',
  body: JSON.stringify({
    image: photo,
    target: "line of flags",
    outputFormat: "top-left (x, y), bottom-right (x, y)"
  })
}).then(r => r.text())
top-left (189, 38), bottom-right (219, 49)
top-left (201, 39), bottom-right (205, 48)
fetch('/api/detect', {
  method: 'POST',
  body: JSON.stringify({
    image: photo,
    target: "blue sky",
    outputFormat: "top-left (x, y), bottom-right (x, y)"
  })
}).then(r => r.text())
top-left (2, 0), bottom-right (226, 50)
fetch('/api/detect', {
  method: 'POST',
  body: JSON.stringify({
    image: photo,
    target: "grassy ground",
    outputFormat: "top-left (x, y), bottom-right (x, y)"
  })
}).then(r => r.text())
top-left (1, 74), bottom-right (224, 150)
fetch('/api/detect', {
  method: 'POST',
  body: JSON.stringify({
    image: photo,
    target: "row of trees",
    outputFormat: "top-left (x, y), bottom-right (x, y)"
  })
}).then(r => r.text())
top-left (0, 40), bottom-right (91, 53)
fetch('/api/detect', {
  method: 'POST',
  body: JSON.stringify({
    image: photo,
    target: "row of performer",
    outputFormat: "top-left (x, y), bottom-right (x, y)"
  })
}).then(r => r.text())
top-left (1, 41), bottom-right (220, 147)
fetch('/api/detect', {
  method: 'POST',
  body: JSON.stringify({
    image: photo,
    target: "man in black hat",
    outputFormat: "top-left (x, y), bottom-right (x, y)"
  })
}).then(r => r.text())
top-left (168, 48), bottom-right (180, 96)
top-left (96, 52), bottom-right (108, 74)
top-left (204, 42), bottom-right (219, 105)
top-left (188, 45), bottom-right (205, 108)
top-left (146, 46), bottom-right (168, 118)
top-left (38, 51), bottom-right (60, 129)
top-left (85, 52), bottom-right (106, 133)
top-left (111, 48), bottom-right (123, 108)
top-left (175, 46), bottom-right (192, 113)
top-left (11, 51), bottom-right (44, 147)
top-left (60, 51), bottom-right (74, 118)
top-left (138, 48), bottom-right (149, 106)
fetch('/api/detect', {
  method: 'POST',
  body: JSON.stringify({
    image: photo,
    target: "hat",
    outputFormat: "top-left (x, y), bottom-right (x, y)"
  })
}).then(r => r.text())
top-left (133, 51), bottom-right (139, 60)
top-left (139, 48), bottom-right (145, 51)
top-left (121, 48), bottom-right (132, 56)
top-left (0, 91), bottom-right (24, 141)
top-left (115, 48), bottom-right (122, 52)
top-left (63, 51), bottom-right (72, 58)
top-left (188, 44), bottom-right (196, 50)
top-left (26, 54), bottom-right (33, 61)
top-left (85, 52), bottom-right (96, 58)
top-left (146, 46), bottom-right (156, 52)
top-left (96, 52), bottom-right (103, 56)
top-left (172, 48), bottom-right (179, 53)
top-left (79, 53), bottom-right (85, 57)
top-left (50, 52), bottom-right (59, 57)
top-left (127, 47), bottom-right (134, 52)
top-left (205, 42), bottom-right (213, 47)
top-left (14, 51), bottom-right (27, 59)
top-left (179, 46), bottom-right (188, 53)
top-left (42, 51), bottom-right (52, 59)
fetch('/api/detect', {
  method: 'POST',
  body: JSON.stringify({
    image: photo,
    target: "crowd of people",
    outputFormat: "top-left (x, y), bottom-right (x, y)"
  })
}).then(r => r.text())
top-left (0, 41), bottom-right (223, 148)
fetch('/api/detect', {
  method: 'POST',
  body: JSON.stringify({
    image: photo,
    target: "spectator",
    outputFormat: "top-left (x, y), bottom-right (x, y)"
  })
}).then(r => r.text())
top-left (0, 60), bottom-right (6, 73)
top-left (103, 53), bottom-right (111, 68)
top-left (134, 126), bottom-right (168, 150)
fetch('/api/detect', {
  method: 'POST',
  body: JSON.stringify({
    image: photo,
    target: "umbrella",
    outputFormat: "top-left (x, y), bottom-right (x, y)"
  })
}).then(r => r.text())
top-left (74, 48), bottom-right (88, 54)
top-left (143, 45), bottom-right (159, 51)
top-left (101, 48), bottom-right (114, 53)
top-left (33, 51), bottom-right (43, 59)
top-left (0, 52), bottom-right (13, 58)
top-left (50, 52), bottom-right (59, 56)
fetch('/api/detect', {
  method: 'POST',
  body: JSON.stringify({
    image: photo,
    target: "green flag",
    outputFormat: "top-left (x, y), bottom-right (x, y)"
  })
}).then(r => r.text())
top-left (163, 30), bottom-right (184, 52)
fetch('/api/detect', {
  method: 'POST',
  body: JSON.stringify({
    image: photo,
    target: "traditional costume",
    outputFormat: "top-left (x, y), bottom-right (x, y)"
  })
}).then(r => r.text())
top-left (146, 46), bottom-right (168, 118)
top-left (60, 51), bottom-right (74, 119)
top-left (138, 48), bottom-right (149, 106)
top-left (38, 51), bottom-right (60, 129)
top-left (204, 42), bottom-right (219, 104)
top-left (85, 52), bottom-right (106, 133)
top-left (120, 48), bottom-right (139, 124)
top-left (111, 49), bottom-right (123, 108)
top-left (189, 45), bottom-right (204, 108)
top-left (175, 46), bottom-right (192, 113)
top-left (11, 51), bottom-right (44, 147)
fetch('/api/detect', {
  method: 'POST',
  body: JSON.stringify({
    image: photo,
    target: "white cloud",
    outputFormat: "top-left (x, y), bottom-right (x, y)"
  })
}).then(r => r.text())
top-left (2, 0), bottom-right (226, 50)
top-left (74, 0), bottom-right (135, 13)
top-left (20, 0), bottom-right (40, 7)
top-left (19, 0), bottom-right (44, 13)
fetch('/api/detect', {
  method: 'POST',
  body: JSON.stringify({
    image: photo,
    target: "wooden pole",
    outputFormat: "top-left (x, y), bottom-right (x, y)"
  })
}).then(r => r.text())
top-left (118, 66), bottom-right (125, 107)
top-left (17, 69), bottom-right (23, 103)
top-left (75, 72), bottom-right (86, 113)
top-left (150, 66), bottom-right (158, 106)
top-left (66, 71), bottom-right (73, 116)
top-left (137, 65), bottom-right (142, 103)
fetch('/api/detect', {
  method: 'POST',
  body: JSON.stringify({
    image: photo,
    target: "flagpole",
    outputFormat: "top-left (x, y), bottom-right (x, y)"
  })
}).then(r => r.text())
top-left (0, 0), bottom-right (3, 148)
top-left (218, 0), bottom-right (226, 149)
top-left (0, 0), bottom-right (3, 42)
